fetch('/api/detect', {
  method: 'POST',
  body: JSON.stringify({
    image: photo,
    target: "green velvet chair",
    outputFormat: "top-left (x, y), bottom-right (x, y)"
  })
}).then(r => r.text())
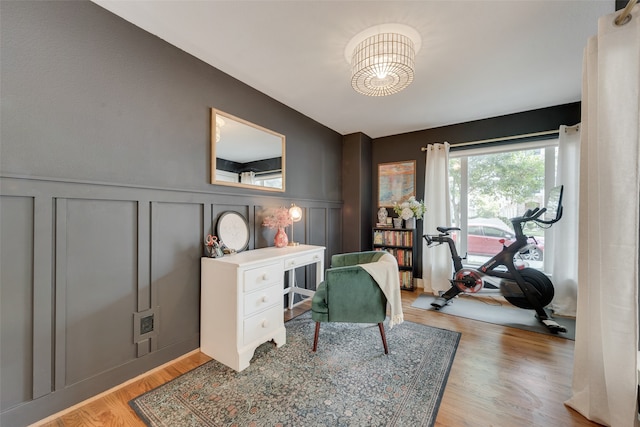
top-left (311, 251), bottom-right (389, 354)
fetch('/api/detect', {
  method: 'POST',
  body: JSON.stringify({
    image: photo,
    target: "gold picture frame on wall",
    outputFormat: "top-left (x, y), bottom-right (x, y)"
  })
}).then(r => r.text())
top-left (378, 160), bottom-right (416, 207)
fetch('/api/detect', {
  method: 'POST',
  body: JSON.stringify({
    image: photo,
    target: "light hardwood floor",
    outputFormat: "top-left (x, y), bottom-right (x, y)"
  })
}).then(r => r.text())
top-left (34, 290), bottom-right (598, 427)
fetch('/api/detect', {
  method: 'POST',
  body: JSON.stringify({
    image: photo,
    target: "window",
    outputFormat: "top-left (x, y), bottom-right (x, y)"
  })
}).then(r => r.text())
top-left (254, 172), bottom-right (283, 189)
top-left (449, 138), bottom-right (558, 271)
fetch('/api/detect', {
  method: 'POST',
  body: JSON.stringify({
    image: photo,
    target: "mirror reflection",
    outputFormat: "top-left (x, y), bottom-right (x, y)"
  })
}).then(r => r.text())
top-left (211, 108), bottom-right (285, 191)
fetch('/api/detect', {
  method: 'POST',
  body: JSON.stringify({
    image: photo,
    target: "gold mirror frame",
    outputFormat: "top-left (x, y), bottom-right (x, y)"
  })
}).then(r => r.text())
top-left (211, 108), bottom-right (286, 192)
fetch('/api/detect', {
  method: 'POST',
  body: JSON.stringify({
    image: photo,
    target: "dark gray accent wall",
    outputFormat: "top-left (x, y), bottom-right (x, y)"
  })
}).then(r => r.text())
top-left (342, 132), bottom-right (373, 253)
top-left (370, 103), bottom-right (581, 278)
top-left (0, 0), bottom-right (342, 201)
top-left (0, 1), bottom-right (343, 426)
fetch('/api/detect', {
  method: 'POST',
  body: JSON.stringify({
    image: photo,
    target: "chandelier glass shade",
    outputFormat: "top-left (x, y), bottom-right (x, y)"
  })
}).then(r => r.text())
top-left (350, 32), bottom-right (416, 97)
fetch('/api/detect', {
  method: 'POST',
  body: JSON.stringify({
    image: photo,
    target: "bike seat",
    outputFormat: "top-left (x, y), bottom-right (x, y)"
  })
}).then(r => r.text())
top-left (437, 226), bottom-right (460, 234)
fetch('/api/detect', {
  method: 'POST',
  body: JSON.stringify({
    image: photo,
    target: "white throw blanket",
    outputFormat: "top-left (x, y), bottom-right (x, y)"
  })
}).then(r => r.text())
top-left (360, 252), bottom-right (404, 328)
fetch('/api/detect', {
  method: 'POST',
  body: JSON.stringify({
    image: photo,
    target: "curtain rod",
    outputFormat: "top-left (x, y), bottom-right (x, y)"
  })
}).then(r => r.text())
top-left (615, 0), bottom-right (637, 26)
top-left (420, 129), bottom-right (560, 152)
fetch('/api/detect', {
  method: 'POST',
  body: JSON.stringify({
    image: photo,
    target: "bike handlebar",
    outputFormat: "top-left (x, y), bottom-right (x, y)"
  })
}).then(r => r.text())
top-left (514, 204), bottom-right (562, 226)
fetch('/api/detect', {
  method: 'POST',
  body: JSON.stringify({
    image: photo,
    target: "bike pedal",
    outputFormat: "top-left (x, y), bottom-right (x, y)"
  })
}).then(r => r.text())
top-left (430, 297), bottom-right (449, 310)
top-left (541, 319), bottom-right (567, 333)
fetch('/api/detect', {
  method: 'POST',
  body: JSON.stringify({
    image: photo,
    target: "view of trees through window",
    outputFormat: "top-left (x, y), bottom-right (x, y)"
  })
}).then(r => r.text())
top-left (449, 143), bottom-right (557, 270)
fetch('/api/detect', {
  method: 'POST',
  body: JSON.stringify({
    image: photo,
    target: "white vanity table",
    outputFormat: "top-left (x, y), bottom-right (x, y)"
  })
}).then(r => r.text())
top-left (200, 244), bottom-right (325, 371)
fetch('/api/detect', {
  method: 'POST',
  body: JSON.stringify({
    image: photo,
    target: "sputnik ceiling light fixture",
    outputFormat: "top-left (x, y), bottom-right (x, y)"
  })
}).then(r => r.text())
top-left (345, 24), bottom-right (422, 97)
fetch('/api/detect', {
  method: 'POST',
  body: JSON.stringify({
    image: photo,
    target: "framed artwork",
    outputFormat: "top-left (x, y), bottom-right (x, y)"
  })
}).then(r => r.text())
top-left (378, 160), bottom-right (416, 207)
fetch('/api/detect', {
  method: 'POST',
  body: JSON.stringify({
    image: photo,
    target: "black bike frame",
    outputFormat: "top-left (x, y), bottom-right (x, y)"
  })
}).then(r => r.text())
top-left (429, 212), bottom-right (550, 317)
top-left (424, 185), bottom-right (565, 331)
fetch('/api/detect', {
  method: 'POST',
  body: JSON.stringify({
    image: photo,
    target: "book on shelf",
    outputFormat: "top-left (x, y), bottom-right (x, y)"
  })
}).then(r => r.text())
top-left (373, 230), bottom-right (384, 245)
top-left (373, 247), bottom-right (413, 267)
top-left (398, 270), bottom-right (413, 289)
top-left (373, 229), bottom-right (414, 247)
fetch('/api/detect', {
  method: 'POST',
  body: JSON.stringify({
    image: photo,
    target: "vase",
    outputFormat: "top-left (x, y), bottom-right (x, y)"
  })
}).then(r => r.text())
top-left (393, 218), bottom-right (403, 229)
top-left (274, 227), bottom-right (288, 248)
top-left (404, 218), bottom-right (416, 229)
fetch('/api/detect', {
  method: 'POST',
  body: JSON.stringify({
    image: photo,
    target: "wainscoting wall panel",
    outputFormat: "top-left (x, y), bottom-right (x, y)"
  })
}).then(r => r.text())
top-left (57, 198), bottom-right (138, 387)
top-left (309, 207), bottom-right (328, 249)
top-left (0, 176), bottom-right (343, 426)
top-left (0, 196), bottom-right (35, 409)
top-left (151, 201), bottom-right (203, 351)
top-left (328, 207), bottom-right (343, 259)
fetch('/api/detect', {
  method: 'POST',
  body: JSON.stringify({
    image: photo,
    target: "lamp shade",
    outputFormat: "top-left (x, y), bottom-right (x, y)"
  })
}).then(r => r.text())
top-left (289, 204), bottom-right (302, 222)
top-left (351, 32), bottom-right (415, 97)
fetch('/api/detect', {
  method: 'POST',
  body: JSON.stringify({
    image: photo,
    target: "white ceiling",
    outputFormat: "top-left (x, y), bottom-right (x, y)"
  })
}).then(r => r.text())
top-left (92, 0), bottom-right (613, 139)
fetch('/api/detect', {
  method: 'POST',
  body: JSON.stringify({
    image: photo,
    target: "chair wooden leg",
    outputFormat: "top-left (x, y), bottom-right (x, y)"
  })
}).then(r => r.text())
top-left (378, 322), bottom-right (389, 354)
top-left (312, 322), bottom-right (321, 352)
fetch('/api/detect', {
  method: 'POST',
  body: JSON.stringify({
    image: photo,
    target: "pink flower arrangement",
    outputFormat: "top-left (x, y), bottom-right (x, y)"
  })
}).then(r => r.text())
top-left (262, 207), bottom-right (293, 229)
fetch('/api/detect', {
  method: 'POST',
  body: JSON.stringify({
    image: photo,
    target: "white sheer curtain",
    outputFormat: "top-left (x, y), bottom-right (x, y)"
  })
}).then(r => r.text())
top-left (549, 124), bottom-right (580, 317)
top-left (565, 5), bottom-right (639, 426)
top-left (240, 171), bottom-right (255, 184)
top-left (422, 142), bottom-right (451, 295)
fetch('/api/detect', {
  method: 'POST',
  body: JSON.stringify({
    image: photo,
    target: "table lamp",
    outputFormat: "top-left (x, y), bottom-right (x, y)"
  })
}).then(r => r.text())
top-left (288, 203), bottom-right (303, 246)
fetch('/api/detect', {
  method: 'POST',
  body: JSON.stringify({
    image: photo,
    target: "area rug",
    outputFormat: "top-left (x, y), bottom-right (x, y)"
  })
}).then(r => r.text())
top-left (129, 312), bottom-right (460, 426)
top-left (411, 293), bottom-right (575, 340)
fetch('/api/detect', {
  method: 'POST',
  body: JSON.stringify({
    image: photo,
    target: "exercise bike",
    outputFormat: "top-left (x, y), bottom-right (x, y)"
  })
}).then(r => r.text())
top-left (423, 186), bottom-right (566, 333)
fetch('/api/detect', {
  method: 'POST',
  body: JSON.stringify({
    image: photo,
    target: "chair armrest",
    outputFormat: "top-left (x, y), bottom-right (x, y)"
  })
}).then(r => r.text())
top-left (331, 251), bottom-right (386, 267)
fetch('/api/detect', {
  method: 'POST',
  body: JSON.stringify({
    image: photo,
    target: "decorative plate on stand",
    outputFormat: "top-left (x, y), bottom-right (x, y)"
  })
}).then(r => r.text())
top-left (216, 211), bottom-right (250, 252)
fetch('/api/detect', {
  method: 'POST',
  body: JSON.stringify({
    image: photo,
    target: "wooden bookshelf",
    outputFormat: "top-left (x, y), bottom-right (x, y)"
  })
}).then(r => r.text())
top-left (372, 227), bottom-right (417, 290)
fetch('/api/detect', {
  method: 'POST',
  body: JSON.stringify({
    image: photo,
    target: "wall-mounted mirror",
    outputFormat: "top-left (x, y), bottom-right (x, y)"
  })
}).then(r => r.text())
top-left (211, 108), bottom-right (286, 192)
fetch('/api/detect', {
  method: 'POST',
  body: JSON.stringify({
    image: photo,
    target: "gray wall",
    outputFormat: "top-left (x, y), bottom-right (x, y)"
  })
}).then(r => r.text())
top-left (370, 103), bottom-right (581, 278)
top-left (0, 1), bottom-right (343, 425)
top-left (342, 132), bottom-right (373, 253)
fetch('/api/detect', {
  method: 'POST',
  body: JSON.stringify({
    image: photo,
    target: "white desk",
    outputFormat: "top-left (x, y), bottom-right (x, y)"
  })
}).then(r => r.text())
top-left (201, 245), bottom-right (325, 371)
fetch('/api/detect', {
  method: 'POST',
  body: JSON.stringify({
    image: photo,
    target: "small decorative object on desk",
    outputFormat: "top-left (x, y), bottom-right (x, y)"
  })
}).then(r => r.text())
top-left (218, 239), bottom-right (236, 255)
top-left (377, 207), bottom-right (388, 224)
top-left (204, 234), bottom-right (224, 258)
top-left (274, 227), bottom-right (289, 248)
top-left (393, 196), bottom-right (426, 229)
top-left (262, 207), bottom-right (293, 248)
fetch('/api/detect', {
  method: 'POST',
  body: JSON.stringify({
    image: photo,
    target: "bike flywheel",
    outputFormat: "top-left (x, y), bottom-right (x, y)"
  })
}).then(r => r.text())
top-left (453, 268), bottom-right (483, 293)
top-left (502, 268), bottom-right (555, 309)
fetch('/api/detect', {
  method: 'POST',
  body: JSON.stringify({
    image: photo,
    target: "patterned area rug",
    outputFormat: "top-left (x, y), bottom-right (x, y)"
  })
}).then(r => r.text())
top-left (130, 312), bottom-right (460, 426)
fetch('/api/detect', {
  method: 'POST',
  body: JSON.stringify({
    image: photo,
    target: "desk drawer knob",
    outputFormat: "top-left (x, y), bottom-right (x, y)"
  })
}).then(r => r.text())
top-left (261, 320), bottom-right (269, 328)
top-left (261, 295), bottom-right (269, 303)
top-left (262, 273), bottom-right (270, 281)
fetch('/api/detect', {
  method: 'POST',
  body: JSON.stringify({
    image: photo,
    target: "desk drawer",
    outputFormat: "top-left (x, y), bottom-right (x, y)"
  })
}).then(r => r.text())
top-left (243, 305), bottom-right (281, 346)
top-left (244, 283), bottom-right (281, 317)
top-left (243, 263), bottom-right (282, 292)
top-left (284, 252), bottom-right (323, 270)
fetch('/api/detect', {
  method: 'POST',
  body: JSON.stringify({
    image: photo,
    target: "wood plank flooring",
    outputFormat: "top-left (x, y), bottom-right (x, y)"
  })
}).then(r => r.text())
top-left (33, 290), bottom-right (598, 427)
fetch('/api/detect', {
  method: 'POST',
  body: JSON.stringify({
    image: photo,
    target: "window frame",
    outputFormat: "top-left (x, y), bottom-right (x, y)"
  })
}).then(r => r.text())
top-left (449, 137), bottom-right (559, 271)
